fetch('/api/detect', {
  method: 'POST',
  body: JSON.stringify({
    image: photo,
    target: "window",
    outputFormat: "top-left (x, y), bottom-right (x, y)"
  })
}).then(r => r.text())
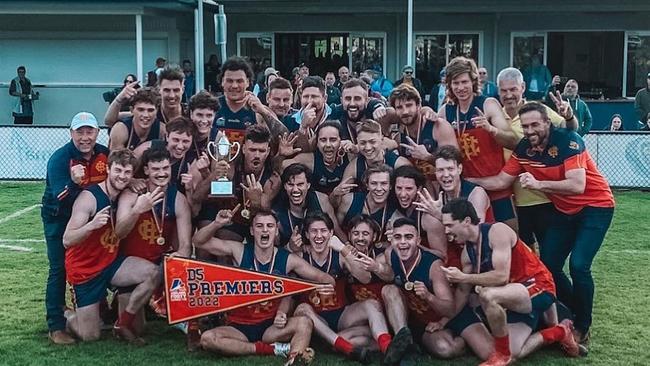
top-left (415, 33), bottom-right (480, 95)
top-left (511, 32), bottom-right (546, 71)
top-left (350, 35), bottom-right (385, 77)
top-left (237, 33), bottom-right (273, 85)
top-left (626, 32), bottom-right (650, 97)
top-left (511, 31), bottom-right (625, 100)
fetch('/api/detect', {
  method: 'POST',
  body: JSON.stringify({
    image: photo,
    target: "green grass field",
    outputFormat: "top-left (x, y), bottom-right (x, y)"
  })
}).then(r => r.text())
top-left (0, 181), bottom-right (648, 365)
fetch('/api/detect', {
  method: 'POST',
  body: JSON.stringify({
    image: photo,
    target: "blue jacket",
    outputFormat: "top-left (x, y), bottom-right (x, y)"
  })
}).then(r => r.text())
top-left (41, 141), bottom-right (109, 220)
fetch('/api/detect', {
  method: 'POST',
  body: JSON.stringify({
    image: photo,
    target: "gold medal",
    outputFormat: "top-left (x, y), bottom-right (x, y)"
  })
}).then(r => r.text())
top-left (241, 208), bottom-right (250, 219)
top-left (404, 281), bottom-right (415, 291)
top-left (156, 236), bottom-right (166, 246)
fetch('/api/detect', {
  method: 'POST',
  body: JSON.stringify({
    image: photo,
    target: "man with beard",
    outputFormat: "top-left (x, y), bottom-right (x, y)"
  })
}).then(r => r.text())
top-left (42, 112), bottom-right (110, 345)
top-left (337, 79), bottom-right (389, 144)
top-left (109, 88), bottom-right (166, 151)
top-left (62, 149), bottom-right (160, 344)
top-left (294, 212), bottom-right (399, 364)
top-left (339, 120), bottom-right (411, 191)
top-left (278, 121), bottom-right (351, 195)
top-left (211, 56), bottom-right (287, 150)
top-left (496, 67), bottom-right (576, 249)
top-left (440, 198), bottom-right (580, 365)
top-left (345, 215), bottom-right (387, 304)
top-left (337, 165), bottom-right (397, 246)
top-left (354, 218), bottom-right (455, 363)
top-left (195, 124), bottom-right (281, 242)
top-left (194, 210), bottom-right (335, 365)
top-left (389, 84), bottom-right (457, 186)
top-left (267, 77), bottom-right (300, 132)
top-left (388, 165), bottom-right (447, 258)
top-left (438, 57), bottom-right (519, 228)
top-left (334, 66), bottom-right (350, 91)
top-left (272, 163), bottom-right (343, 251)
top-left (466, 102), bottom-right (615, 352)
top-left (113, 147), bottom-right (193, 328)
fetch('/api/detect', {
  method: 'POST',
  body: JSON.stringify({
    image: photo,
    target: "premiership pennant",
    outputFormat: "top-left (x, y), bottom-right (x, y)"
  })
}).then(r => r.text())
top-left (163, 256), bottom-right (321, 324)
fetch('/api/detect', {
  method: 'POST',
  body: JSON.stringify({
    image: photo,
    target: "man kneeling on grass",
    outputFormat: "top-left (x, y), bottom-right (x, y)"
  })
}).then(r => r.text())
top-left (62, 149), bottom-right (159, 345)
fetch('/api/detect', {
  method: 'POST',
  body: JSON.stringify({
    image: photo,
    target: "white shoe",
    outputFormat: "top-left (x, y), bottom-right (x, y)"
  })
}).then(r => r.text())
top-left (273, 342), bottom-right (291, 357)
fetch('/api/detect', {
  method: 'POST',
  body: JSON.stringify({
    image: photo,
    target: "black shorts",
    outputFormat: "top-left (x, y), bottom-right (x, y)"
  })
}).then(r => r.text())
top-left (445, 305), bottom-right (483, 337)
top-left (476, 291), bottom-right (555, 330)
top-left (319, 308), bottom-right (345, 330)
top-left (492, 196), bottom-right (517, 222)
top-left (230, 319), bottom-right (275, 342)
top-left (72, 256), bottom-right (125, 308)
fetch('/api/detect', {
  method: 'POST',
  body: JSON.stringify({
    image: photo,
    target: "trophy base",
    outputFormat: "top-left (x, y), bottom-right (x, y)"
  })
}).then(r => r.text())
top-left (209, 180), bottom-right (235, 198)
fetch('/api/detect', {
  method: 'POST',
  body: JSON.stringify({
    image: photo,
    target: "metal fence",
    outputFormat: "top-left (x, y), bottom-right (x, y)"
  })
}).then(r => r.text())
top-left (0, 126), bottom-right (648, 188)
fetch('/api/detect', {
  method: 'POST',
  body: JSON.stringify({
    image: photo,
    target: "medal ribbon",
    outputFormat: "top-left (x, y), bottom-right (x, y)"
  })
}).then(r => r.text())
top-left (254, 247), bottom-right (277, 274)
top-left (150, 189), bottom-right (167, 244)
top-left (399, 248), bottom-right (422, 283)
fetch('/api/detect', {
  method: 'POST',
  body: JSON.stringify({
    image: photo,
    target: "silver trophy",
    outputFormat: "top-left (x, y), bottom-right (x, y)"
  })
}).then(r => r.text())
top-left (207, 133), bottom-right (241, 197)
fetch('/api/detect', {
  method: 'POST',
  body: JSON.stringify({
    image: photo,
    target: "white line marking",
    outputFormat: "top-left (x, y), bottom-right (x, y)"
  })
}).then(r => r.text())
top-left (0, 239), bottom-right (44, 243)
top-left (603, 249), bottom-right (650, 255)
top-left (0, 244), bottom-right (33, 252)
top-left (0, 204), bottom-right (41, 225)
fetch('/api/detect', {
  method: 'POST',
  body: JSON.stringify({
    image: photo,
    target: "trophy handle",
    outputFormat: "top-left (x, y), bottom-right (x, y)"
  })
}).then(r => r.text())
top-left (228, 142), bottom-right (241, 162)
top-left (206, 141), bottom-right (218, 162)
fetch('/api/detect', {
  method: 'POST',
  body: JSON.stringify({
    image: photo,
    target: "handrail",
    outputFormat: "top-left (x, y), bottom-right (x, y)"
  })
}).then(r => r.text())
top-left (0, 82), bottom-right (122, 88)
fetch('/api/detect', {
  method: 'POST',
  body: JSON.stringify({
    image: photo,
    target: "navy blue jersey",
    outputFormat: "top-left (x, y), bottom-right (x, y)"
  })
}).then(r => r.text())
top-left (312, 150), bottom-right (349, 194)
top-left (355, 150), bottom-right (400, 184)
top-left (209, 95), bottom-right (257, 144)
top-left (120, 116), bottom-right (161, 150)
top-left (273, 190), bottom-right (323, 247)
top-left (465, 223), bottom-right (494, 274)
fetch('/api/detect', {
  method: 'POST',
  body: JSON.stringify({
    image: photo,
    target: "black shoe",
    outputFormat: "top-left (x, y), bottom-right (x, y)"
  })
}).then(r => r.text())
top-left (350, 346), bottom-right (371, 364)
top-left (399, 343), bottom-right (421, 366)
top-left (383, 327), bottom-right (413, 365)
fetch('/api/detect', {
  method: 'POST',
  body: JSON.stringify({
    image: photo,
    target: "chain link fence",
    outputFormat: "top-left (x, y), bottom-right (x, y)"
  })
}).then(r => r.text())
top-left (0, 126), bottom-right (648, 188)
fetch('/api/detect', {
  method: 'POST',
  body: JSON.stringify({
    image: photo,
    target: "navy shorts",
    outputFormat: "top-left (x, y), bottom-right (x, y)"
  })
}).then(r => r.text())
top-left (230, 319), bottom-right (274, 342)
top-left (72, 256), bottom-right (125, 308)
top-left (476, 291), bottom-right (555, 330)
top-left (445, 304), bottom-right (483, 337)
top-left (319, 308), bottom-right (345, 330)
top-left (491, 196), bottom-right (517, 222)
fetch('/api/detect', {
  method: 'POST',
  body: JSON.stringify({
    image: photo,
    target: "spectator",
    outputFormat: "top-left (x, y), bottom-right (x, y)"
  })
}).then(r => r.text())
top-left (182, 59), bottom-right (195, 104)
top-left (522, 53), bottom-right (552, 101)
top-left (634, 72), bottom-right (650, 129)
top-left (102, 74), bottom-right (138, 112)
top-left (427, 68), bottom-right (446, 111)
top-left (257, 67), bottom-right (279, 105)
top-left (394, 65), bottom-right (424, 98)
top-left (562, 79), bottom-right (592, 136)
top-left (146, 57), bottom-right (166, 87)
top-left (608, 114), bottom-right (624, 131)
top-left (360, 72), bottom-right (386, 103)
top-left (368, 66), bottom-right (393, 99)
top-left (298, 62), bottom-right (310, 79)
top-left (9, 65), bottom-right (37, 124)
top-left (334, 66), bottom-right (350, 91)
top-left (204, 54), bottom-right (221, 93)
top-left (479, 67), bottom-right (498, 98)
top-left (324, 71), bottom-right (341, 105)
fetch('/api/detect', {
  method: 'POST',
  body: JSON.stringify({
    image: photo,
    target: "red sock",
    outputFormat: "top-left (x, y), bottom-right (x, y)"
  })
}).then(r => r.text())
top-left (254, 341), bottom-right (275, 355)
top-left (334, 336), bottom-right (354, 355)
top-left (377, 333), bottom-right (392, 354)
top-left (540, 325), bottom-right (565, 344)
top-left (494, 335), bottom-right (511, 356)
top-left (117, 311), bottom-right (136, 329)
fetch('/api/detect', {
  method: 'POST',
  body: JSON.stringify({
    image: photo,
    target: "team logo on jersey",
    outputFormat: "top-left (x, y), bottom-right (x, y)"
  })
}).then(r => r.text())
top-left (138, 218), bottom-right (158, 245)
top-left (169, 278), bottom-right (188, 302)
top-left (94, 160), bottom-right (106, 174)
top-left (569, 141), bottom-right (580, 150)
top-left (215, 117), bottom-right (226, 126)
top-left (548, 146), bottom-right (559, 158)
top-left (100, 229), bottom-right (118, 253)
top-left (458, 133), bottom-right (481, 160)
